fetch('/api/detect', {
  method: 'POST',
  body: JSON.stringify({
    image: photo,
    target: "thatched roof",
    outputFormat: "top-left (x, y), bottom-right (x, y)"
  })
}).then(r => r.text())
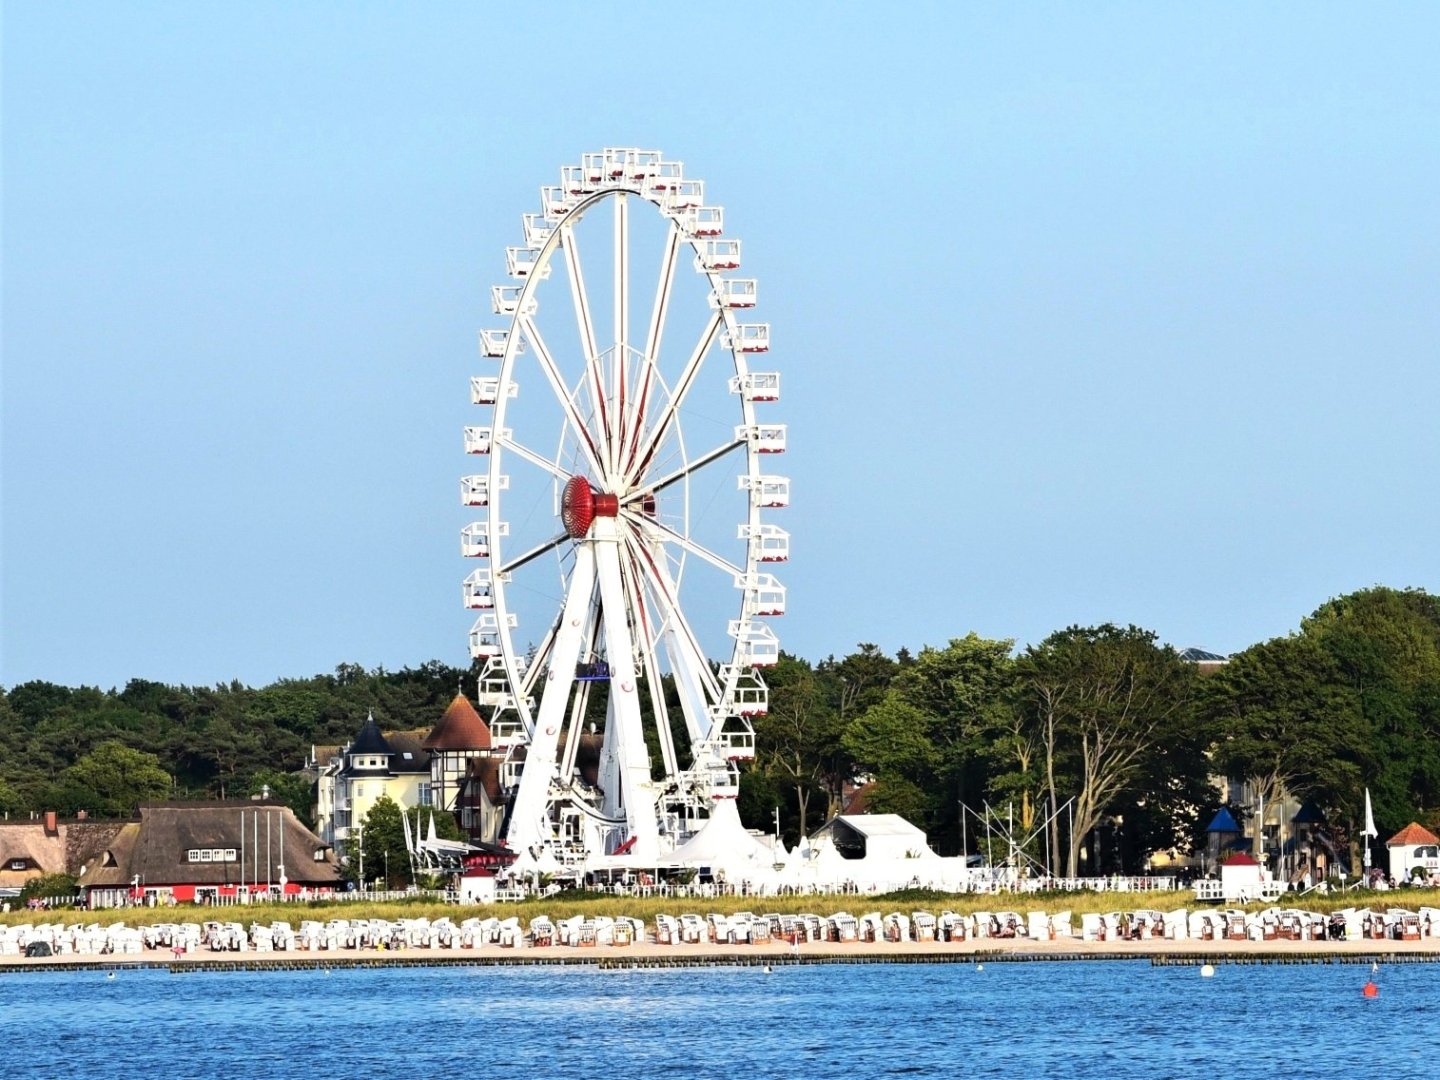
top-left (0, 819), bottom-right (127, 886)
top-left (0, 823), bottom-right (67, 886)
top-left (76, 802), bottom-right (340, 889)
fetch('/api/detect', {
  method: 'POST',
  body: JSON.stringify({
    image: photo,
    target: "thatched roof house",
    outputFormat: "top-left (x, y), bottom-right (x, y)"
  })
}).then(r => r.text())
top-left (77, 800), bottom-right (341, 908)
top-left (0, 813), bottom-right (124, 897)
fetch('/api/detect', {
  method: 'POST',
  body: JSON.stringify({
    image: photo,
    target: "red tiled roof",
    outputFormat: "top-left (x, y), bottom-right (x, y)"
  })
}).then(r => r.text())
top-left (423, 694), bottom-right (492, 751)
top-left (1386, 822), bottom-right (1440, 847)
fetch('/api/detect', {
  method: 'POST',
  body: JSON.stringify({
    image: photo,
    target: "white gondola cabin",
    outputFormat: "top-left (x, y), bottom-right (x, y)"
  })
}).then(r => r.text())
top-left (460, 473), bottom-right (508, 507)
top-left (461, 521), bottom-right (507, 558)
top-left (735, 423), bottom-right (786, 453)
top-left (479, 329), bottom-right (517, 358)
top-left (661, 178), bottom-right (704, 210)
top-left (464, 426), bottom-right (509, 455)
top-left (642, 160), bottom-right (685, 195)
top-left (738, 572), bottom-right (786, 616)
top-left (715, 666), bottom-right (769, 720)
top-left (602, 147), bottom-right (663, 181)
top-left (679, 206), bottom-right (723, 237)
top-left (475, 656), bottom-right (517, 710)
top-left (722, 323), bottom-right (769, 353)
top-left (711, 278), bottom-right (758, 308)
top-left (740, 474), bottom-right (789, 508)
top-left (491, 284), bottom-right (537, 317)
top-left (521, 213), bottom-right (554, 248)
top-left (696, 238), bottom-right (740, 271)
top-left (739, 522), bottom-right (789, 562)
top-left (714, 715), bottom-right (756, 761)
top-left (541, 185), bottom-right (574, 220)
top-left (729, 619), bottom-right (780, 667)
top-left (729, 371), bottom-right (779, 401)
top-left (561, 164), bottom-right (592, 196)
top-left (468, 612), bottom-right (516, 659)
top-left (470, 376), bottom-right (515, 406)
top-left (580, 152), bottom-right (608, 187)
top-left (505, 246), bottom-right (544, 279)
top-left (706, 762), bottom-right (740, 800)
top-left (462, 568), bottom-right (495, 609)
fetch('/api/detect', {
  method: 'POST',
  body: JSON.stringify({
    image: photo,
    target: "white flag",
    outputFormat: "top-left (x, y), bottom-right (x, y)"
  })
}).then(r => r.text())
top-left (1362, 788), bottom-right (1378, 838)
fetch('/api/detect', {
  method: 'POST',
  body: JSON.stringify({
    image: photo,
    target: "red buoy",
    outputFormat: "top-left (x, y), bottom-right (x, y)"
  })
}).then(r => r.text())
top-left (1362, 980), bottom-right (1379, 998)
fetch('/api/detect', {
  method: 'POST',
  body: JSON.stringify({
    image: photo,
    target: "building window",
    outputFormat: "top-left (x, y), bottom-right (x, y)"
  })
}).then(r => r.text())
top-left (419, 783), bottom-right (432, 808)
top-left (187, 848), bottom-right (239, 863)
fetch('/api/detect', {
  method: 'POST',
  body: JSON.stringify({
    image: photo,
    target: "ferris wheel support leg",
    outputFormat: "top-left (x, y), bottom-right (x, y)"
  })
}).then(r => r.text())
top-left (593, 521), bottom-right (660, 861)
top-left (504, 544), bottom-right (597, 857)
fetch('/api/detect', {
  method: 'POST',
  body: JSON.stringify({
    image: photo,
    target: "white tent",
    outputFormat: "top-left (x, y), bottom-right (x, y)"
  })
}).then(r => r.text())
top-left (662, 801), bottom-right (780, 878)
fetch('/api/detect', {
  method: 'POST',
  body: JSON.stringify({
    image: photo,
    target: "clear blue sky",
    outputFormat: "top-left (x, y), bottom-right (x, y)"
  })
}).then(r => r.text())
top-left (4, 3), bottom-right (1437, 690)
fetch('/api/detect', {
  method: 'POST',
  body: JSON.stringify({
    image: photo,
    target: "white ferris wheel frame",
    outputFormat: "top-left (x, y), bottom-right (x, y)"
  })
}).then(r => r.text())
top-left (462, 148), bottom-right (787, 865)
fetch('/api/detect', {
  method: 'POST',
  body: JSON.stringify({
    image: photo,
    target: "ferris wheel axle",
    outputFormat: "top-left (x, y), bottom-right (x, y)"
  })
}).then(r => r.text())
top-left (561, 475), bottom-right (619, 540)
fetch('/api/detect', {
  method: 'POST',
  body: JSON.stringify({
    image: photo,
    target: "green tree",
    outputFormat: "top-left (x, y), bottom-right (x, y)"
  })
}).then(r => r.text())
top-left (242, 768), bottom-right (317, 829)
top-left (347, 794), bottom-right (464, 889)
top-left (753, 655), bottom-right (842, 840)
top-left (846, 634), bottom-right (1015, 850)
top-left (1015, 625), bottom-right (1195, 877)
top-left (59, 741), bottom-right (172, 815)
top-left (1201, 635), bottom-right (1367, 829)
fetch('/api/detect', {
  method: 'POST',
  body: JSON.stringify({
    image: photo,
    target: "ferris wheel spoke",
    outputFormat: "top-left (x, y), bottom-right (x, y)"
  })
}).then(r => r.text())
top-left (612, 195), bottom-right (630, 479)
top-left (620, 544), bottom-right (679, 777)
top-left (622, 510), bottom-right (743, 578)
top-left (498, 531), bottom-right (571, 576)
top-left (628, 310), bottom-right (723, 483)
top-left (560, 224), bottom-right (613, 465)
top-left (623, 222), bottom-right (682, 477)
top-left (560, 224), bottom-right (599, 364)
top-left (496, 435), bottom-right (574, 484)
top-left (517, 314), bottom-right (607, 480)
top-left (625, 438), bottom-right (745, 502)
top-left (626, 533), bottom-right (723, 713)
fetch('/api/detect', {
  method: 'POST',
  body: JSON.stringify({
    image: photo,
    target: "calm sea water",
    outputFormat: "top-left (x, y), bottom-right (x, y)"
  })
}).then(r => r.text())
top-left (2, 960), bottom-right (1434, 1079)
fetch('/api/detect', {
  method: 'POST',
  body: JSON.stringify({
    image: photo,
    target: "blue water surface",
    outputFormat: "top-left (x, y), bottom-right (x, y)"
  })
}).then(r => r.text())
top-left (2, 961), bottom-right (1434, 1079)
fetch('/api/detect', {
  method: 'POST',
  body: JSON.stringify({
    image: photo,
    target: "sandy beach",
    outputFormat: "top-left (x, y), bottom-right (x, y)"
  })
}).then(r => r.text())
top-left (5, 932), bottom-right (1439, 973)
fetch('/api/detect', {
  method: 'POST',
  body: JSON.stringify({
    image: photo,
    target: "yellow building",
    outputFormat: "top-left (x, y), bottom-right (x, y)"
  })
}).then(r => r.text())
top-left (314, 712), bottom-right (430, 847)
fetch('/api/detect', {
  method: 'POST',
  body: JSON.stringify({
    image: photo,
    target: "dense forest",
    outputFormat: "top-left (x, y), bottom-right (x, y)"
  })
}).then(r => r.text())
top-left (4, 587), bottom-right (1438, 874)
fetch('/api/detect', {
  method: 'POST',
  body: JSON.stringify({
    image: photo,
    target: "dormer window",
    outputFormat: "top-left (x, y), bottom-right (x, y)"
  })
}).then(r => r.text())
top-left (187, 848), bottom-right (238, 863)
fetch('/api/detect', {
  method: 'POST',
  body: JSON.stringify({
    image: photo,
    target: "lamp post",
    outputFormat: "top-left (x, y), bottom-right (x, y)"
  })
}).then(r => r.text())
top-left (356, 822), bottom-right (366, 895)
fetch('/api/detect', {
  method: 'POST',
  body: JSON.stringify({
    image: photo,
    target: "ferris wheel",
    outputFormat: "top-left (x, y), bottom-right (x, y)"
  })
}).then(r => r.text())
top-left (461, 148), bottom-right (787, 867)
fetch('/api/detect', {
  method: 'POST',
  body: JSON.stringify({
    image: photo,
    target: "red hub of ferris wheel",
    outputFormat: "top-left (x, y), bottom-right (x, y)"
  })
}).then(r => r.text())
top-left (561, 475), bottom-right (618, 539)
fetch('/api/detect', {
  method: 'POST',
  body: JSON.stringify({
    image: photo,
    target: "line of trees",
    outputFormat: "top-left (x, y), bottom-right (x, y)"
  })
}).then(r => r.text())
top-left (0, 661), bottom-right (472, 826)
top-left (3, 587), bottom-right (1437, 873)
top-left (744, 587), bottom-right (1440, 873)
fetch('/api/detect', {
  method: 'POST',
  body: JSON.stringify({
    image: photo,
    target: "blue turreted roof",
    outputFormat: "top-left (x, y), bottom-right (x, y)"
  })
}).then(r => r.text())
top-left (1206, 807), bottom-right (1241, 834)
